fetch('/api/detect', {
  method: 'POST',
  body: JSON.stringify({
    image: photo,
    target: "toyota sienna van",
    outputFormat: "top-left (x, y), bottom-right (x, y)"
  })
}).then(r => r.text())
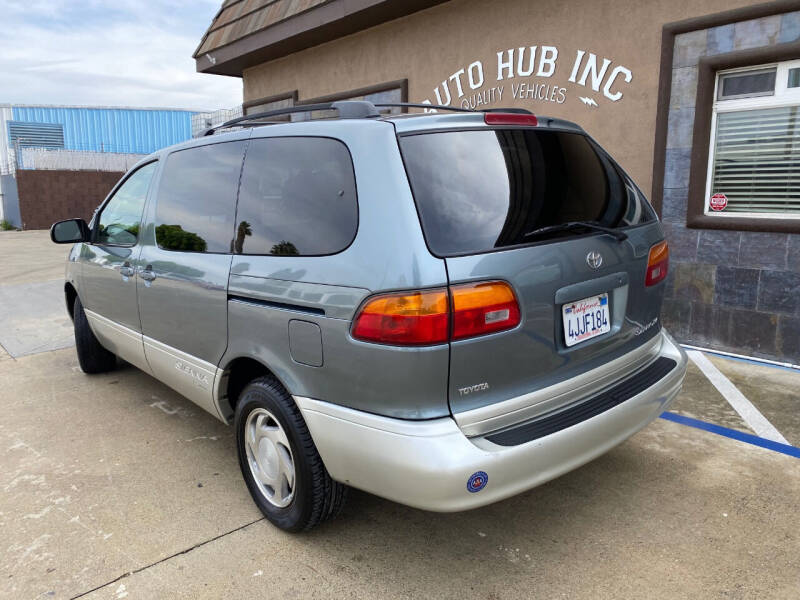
top-left (51, 101), bottom-right (688, 531)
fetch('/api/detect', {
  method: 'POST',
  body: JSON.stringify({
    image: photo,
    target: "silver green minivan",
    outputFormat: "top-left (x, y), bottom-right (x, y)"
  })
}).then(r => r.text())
top-left (51, 101), bottom-right (687, 531)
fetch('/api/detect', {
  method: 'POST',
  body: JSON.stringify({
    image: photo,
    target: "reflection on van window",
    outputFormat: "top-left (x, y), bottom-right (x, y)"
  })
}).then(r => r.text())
top-left (400, 129), bottom-right (656, 256)
top-left (235, 137), bottom-right (358, 256)
top-left (270, 241), bottom-right (299, 256)
top-left (97, 162), bottom-right (157, 246)
top-left (155, 142), bottom-right (245, 253)
top-left (156, 224), bottom-right (208, 252)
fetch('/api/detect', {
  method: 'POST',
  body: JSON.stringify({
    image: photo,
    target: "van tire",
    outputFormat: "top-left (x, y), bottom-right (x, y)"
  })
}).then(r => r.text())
top-left (73, 296), bottom-right (117, 374)
top-left (235, 376), bottom-right (347, 532)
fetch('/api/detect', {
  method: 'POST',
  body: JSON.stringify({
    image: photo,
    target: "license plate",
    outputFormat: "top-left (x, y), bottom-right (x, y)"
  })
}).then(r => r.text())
top-left (562, 293), bottom-right (610, 347)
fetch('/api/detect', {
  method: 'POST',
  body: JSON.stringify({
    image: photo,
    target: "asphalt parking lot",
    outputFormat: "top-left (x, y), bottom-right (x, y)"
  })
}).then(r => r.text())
top-left (1, 230), bottom-right (799, 599)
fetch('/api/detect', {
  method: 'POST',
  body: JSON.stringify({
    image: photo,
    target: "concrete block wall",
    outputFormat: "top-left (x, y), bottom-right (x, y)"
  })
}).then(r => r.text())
top-left (15, 170), bottom-right (122, 231)
top-left (661, 11), bottom-right (800, 364)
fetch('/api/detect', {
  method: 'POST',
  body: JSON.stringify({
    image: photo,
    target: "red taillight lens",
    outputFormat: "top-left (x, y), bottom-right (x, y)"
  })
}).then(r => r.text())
top-left (451, 281), bottom-right (521, 340)
top-left (352, 282), bottom-right (521, 345)
top-left (646, 241), bottom-right (669, 286)
top-left (352, 289), bottom-right (449, 345)
top-left (484, 112), bottom-right (538, 127)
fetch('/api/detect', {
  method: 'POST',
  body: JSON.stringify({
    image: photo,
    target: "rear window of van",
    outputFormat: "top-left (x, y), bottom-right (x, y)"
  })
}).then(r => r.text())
top-left (399, 129), bottom-right (656, 257)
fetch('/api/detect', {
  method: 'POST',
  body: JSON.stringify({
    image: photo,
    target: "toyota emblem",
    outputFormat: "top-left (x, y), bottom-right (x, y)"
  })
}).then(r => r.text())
top-left (586, 251), bottom-right (603, 269)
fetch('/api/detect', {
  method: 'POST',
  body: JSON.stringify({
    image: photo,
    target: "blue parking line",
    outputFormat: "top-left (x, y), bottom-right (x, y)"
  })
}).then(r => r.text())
top-left (660, 412), bottom-right (800, 459)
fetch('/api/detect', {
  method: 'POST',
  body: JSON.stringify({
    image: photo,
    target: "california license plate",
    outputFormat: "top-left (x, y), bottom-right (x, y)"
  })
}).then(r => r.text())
top-left (562, 293), bottom-right (611, 347)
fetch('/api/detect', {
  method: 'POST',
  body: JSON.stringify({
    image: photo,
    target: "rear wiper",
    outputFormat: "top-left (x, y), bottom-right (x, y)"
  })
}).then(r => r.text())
top-left (523, 221), bottom-right (628, 242)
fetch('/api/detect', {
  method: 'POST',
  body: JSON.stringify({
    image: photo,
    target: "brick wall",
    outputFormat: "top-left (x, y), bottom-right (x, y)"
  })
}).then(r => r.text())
top-left (661, 12), bottom-right (800, 364)
top-left (15, 170), bottom-right (123, 230)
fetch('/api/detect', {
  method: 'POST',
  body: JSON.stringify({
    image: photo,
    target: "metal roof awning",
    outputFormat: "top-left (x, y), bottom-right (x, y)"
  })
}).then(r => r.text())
top-left (194, 0), bottom-right (449, 77)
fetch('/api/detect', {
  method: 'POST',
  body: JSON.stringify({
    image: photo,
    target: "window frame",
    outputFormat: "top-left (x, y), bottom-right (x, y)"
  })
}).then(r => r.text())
top-left (684, 39), bottom-right (800, 234)
top-left (296, 80), bottom-right (408, 116)
top-left (92, 160), bottom-right (159, 248)
top-left (652, 4), bottom-right (800, 221)
top-left (716, 66), bottom-right (778, 101)
top-left (241, 81), bottom-right (408, 121)
top-left (703, 59), bottom-right (800, 221)
top-left (243, 90), bottom-right (298, 119)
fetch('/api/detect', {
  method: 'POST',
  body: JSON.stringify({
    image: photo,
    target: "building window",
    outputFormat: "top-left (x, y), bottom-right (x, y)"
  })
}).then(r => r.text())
top-left (294, 81), bottom-right (408, 121)
top-left (239, 82), bottom-right (407, 125)
top-left (245, 95), bottom-right (294, 116)
top-left (706, 60), bottom-right (800, 218)
top-left (241, 92), bottom-right (299, 124)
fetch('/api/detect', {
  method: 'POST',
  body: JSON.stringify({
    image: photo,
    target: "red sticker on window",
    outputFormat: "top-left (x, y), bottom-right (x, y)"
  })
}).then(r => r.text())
top-left (709, 193), bottom-right (728, 211)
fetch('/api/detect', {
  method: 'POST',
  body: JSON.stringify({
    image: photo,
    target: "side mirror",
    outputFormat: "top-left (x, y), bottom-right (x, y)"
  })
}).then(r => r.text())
top-left (50, 218), bottom-right (90, 244)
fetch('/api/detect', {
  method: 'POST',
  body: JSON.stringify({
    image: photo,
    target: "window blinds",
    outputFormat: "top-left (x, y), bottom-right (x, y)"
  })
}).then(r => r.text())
top-left (710, 106), bottom-right (800, 214)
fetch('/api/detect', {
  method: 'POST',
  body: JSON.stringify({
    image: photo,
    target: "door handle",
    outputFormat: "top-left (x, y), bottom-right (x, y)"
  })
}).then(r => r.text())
top-left (120, 263), bottom-right (135, 278)
top-left (139, 266), bottom-right (157, 282)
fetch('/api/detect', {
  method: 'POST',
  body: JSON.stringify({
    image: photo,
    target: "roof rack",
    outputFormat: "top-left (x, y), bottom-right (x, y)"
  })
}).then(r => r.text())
top-left (374, 102), bottom-right (473, 113)
top-left (374, 103), bottom-right (533, 116)
top-left (201, 100), bottom-right (534, 136)
top-left (202, 100), bottom-right (381, 136)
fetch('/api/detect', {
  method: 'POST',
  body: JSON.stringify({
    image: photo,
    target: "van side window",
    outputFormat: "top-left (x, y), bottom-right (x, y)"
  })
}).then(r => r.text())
top-left (155, 142), bottom-right (245, 253)
top-left (96, 162), bottom-right (157, 246)
top-left (235, 137), bottom-right (358, 256)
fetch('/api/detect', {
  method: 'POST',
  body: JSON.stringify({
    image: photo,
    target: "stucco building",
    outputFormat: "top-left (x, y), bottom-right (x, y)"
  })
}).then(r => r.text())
top-left (195, 0), bottom-right (800, 364)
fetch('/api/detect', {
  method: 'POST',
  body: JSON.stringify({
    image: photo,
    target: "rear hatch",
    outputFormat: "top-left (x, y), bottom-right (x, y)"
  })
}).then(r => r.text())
top-left (398, 121), bottom-right (668, 426)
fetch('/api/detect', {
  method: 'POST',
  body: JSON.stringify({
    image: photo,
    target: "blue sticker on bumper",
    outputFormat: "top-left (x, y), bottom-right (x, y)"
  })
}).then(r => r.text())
top-left (467, 471), bottom-right (488, 493)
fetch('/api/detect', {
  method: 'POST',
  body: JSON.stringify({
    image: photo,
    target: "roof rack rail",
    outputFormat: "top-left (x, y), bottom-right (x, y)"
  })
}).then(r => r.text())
top-left (202, 100), bottom-right (380, 136)
top-left (373, 103), bottom-right (533, 115)
top-left (373, 102), bottom-right (474, 113)
top-left (201, 100), bottom-right (537, 136)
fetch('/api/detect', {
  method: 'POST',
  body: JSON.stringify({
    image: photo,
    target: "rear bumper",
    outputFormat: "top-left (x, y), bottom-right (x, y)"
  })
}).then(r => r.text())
top-left (296, 330), bottom-right (687, 512)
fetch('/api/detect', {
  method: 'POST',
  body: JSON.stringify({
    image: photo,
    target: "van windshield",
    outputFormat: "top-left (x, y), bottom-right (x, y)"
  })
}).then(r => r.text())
top-left (399, 129), bottom-right (656, 257)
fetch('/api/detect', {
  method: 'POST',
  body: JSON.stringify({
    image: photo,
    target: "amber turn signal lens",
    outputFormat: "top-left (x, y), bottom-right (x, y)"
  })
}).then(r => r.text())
top-left (451, 281), bottom-right (521, 340)
top-left (646, 241), bottom-right (669, 287)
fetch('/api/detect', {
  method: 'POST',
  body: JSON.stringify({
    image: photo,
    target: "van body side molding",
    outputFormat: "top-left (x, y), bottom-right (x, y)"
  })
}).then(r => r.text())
top-left (143, 334), bottom-right (227, 422)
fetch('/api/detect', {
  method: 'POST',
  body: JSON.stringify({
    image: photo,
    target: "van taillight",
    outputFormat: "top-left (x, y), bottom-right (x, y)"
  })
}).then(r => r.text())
top-left (351, 289), bottom-right (449, 345)
top-left (352, 282), bottom-right (520, 346)
top-left (451, 281), bottom-right (521, 340)
top-left (646, 241), bottom-right (669, 286)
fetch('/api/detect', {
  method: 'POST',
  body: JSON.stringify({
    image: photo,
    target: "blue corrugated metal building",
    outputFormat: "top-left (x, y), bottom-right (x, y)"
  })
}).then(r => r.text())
top-left (0, 103), bottom-right (202, 226)
top-left (12, 106), bottom-right (194, 154)
top-left (5, 104), bottom-right (197, 155)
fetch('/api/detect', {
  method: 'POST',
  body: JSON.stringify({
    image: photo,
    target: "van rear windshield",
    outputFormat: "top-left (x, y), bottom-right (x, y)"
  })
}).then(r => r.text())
top-left (399, 129), bottom-right (656, 257)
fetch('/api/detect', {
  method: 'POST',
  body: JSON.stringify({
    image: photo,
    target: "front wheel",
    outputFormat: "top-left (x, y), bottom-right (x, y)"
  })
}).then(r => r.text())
top-left (234, 376), bottom-right (347, 532)
top-left (73, 296), bottom-right (117, 374)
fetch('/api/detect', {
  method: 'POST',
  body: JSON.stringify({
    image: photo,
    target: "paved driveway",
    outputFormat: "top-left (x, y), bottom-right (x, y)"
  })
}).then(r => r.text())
top-left (0, 231), bottom-right (72, 358)
top-left (1, 231), bottom-right (798, 599)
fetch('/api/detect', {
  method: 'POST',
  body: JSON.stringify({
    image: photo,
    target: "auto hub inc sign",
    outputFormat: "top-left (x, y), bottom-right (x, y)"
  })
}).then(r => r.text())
top-left (422, 45), bottom-right (633, 111)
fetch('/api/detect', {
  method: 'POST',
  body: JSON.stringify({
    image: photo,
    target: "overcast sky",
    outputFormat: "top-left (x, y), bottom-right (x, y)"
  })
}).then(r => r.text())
top-left (2, 0), bottom-right (242, 111)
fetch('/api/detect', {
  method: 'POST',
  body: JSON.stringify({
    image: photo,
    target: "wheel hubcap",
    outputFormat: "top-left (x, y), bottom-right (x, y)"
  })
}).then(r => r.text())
top-left (244, 408), bottom-right (295, 508)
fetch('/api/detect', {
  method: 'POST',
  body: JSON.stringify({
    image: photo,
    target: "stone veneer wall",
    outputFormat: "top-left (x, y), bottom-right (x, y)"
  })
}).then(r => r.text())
top-left (661, 10), bottom-right (800, 364)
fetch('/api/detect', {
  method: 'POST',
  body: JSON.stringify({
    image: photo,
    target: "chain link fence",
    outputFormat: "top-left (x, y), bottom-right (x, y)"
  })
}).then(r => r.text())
top-left (1, 147), bottom-right (146, 175)
top-left (19, 148), bottom-right (145, 172)
top-left (192, 106), bottom-right (243, 137)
